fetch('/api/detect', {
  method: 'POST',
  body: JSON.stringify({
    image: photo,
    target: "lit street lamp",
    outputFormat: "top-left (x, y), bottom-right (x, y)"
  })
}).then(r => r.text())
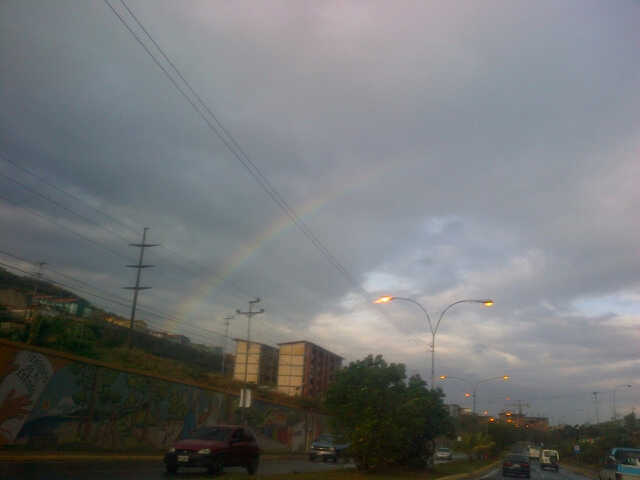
top-left (374, 296), bottom-right (493, 390)
top-left (440, 374), bottom-right (510, 414)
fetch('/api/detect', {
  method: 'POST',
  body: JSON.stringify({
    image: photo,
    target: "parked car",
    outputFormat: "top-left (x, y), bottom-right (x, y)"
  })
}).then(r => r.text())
top-left (436, 447), bottom-right (454, 461)
top-left (599, 448), bottom-right (640, 480)
top-left (503, 453), bottom-right (531, 478)
top-left (540, 449), bottom-right (560, 472)
top-left (164, 426), bottom-right (260, 475)
top-left (309, 434), bottom-right (350, 462)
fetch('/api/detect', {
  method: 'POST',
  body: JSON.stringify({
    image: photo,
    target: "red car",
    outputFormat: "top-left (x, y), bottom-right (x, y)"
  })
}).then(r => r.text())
top-left (164, 425), bottom-right (260, 475)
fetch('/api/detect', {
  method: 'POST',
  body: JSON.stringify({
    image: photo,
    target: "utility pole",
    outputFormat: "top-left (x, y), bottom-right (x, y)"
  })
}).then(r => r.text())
top-left (25, 261), bottom-right (46, 322)
top-left (236, 298), bottom-right (264, 423)
top-left (26, 261), bottom-right (46, 344)
top-left (124, 228), bottom-right (158, 348)
top-left (221, 314), bottom-right (234, 376)
top-left (592, 392), bottom-right (600, 424)
top-left (505, 400), bottom-right (530, 427)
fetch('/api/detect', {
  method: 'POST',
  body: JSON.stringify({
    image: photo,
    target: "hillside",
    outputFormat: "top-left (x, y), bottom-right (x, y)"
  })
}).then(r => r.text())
top-left (0, 266), bottom-right (81, 302)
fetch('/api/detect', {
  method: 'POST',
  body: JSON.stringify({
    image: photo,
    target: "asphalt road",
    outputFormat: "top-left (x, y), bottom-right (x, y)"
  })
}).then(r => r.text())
top-left (0, 458), bottom-right (354, 480)
top-left (435, 452), bottom-right (468, 464)
top-left (474, 461), bottom-right (592, 480)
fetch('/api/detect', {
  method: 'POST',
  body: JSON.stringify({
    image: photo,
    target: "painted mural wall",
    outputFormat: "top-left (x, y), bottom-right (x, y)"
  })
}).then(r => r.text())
top-left (0, 342), bottom-right (327, 452)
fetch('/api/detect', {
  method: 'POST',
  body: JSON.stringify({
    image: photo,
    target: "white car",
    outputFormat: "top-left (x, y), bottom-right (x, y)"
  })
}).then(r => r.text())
top-left (436, 447), bottom-right (453, 461)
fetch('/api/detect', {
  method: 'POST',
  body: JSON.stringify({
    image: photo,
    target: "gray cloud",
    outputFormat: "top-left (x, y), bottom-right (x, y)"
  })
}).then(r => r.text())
top-left (1, 0), bottom-right (640, 423)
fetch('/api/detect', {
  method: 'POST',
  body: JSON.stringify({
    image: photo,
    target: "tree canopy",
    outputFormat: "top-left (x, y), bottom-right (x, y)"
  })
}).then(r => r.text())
top-left (325, 354), bottom-right (452, 471)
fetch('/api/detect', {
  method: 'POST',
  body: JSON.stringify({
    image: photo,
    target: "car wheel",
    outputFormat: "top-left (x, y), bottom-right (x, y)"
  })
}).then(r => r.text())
top-left (166, 464), bottom-right (178, 474)
top-left (246, 457), bottom-right (259, 475)
top-left (207, 455), bottom-right (224, 475)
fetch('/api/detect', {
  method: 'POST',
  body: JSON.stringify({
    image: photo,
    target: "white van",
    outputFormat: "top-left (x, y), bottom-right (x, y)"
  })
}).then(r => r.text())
top-left (541, 449), bottom-right (560, 472)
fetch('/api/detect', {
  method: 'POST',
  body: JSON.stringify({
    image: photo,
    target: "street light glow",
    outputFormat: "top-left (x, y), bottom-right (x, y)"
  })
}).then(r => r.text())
top-left (503, 375), bottom-right (510, 381)
top-left (374, 295), bottom-right (393, 304)
top-left (439, 375), bottom-right (447, 379)
top-left (464, 392), bottom-right (472, 398)
top-left (373, 295), bottom-right (494, 390)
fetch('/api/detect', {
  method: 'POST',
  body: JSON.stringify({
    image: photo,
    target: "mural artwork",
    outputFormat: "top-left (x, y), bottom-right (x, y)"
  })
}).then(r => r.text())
top-left (0, 344), bottom-right (326, 452)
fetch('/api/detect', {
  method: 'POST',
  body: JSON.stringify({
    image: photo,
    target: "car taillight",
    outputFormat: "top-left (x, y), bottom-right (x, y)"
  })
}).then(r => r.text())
top-left (523, 463), bottom-right (529, 467)
top-left (504, 462), bottom-right (512, 466)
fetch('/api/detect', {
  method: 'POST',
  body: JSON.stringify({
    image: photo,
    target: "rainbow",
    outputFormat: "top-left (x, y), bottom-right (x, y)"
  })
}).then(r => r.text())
top-left (169, 161), bottom-right (394, 329)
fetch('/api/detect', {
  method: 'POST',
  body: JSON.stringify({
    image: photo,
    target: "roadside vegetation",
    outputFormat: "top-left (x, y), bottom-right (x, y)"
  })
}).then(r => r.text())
top-left (325, 354), bottom-right (454, 472)
top-left (540, 413), bottom-right (640, 469)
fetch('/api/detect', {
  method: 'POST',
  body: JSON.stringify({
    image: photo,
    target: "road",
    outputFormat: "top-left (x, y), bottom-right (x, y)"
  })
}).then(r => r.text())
top-left (0, 458), bottom-right (354, 479)
top-left (435, 452), bottom-right (468, 464)
top-left (474, 462), bottom-right (593, 480)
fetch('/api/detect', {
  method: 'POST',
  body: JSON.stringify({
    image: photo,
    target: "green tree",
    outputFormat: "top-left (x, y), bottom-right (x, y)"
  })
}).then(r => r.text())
top-left (325, 355), bottom-right (452, 471)
top-left (457, 432), bottom-right (494, 461)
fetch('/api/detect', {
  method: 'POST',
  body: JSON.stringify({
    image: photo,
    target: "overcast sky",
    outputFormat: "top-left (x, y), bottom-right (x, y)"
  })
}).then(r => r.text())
top-left (1, 0), bottom-right (639, 424)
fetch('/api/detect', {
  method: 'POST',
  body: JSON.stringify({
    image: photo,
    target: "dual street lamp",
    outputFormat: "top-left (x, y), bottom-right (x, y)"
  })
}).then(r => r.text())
top-left (440, 374), bottom-right (510, 414)
top-left (374, 295), bottom-right (494, 390)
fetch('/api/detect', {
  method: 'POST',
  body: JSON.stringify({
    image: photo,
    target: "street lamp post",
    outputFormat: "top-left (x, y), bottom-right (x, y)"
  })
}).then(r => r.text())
top-left (441, 374), bottom-right (510, 414)
top-left (612, 384), bottom-right (632, 421)
top-left (374, 296), bottom-right (493, 390)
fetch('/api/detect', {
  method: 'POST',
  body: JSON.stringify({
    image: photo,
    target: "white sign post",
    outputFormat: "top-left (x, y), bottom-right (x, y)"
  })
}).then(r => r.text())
top-left (240, 388), bottom-right (252, 408)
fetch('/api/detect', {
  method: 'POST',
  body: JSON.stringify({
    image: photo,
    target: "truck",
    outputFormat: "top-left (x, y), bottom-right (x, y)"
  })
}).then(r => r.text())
top-left (599, 448), bottom-right (640, 480)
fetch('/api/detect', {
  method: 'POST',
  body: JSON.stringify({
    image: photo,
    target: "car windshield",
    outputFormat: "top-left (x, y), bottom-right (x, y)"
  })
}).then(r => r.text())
top-left (189, 428), bottom-right (232, 441)
top-left (508, 456), bottom-right (528, 462)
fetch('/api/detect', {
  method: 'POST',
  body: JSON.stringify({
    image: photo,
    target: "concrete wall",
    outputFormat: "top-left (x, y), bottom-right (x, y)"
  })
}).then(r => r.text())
top-left (0, 340), bottom-right (328, 452)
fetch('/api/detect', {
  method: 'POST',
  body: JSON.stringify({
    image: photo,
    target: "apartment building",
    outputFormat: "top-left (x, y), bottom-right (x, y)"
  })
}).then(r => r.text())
top-left (233, 339), bottom-right (278, 385)
top-left (277, 341), bottom-right (342, 398)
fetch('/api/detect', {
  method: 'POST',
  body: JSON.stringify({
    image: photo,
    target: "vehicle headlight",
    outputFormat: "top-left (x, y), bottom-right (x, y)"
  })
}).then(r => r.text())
top-left (168, 447), bottom-right (175, 453)
top-left (197, 448), bottom-right (211, 455)
top-left (330, 447), bottom-right (336, 452)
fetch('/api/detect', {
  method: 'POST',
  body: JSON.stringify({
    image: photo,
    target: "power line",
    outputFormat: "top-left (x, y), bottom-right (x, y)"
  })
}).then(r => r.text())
top-left (0, 192), bottom-right (134, 262)
top-left (0, 150), bottom-right (139, 235)
top-left (0, 253), bottom-right (229, 342)
top-left (0, 169), bottom-right (134, 244)
top-left (0, 150), bottom-right (256, 304)
top-left (104, 0), bottom-right (384, 318)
